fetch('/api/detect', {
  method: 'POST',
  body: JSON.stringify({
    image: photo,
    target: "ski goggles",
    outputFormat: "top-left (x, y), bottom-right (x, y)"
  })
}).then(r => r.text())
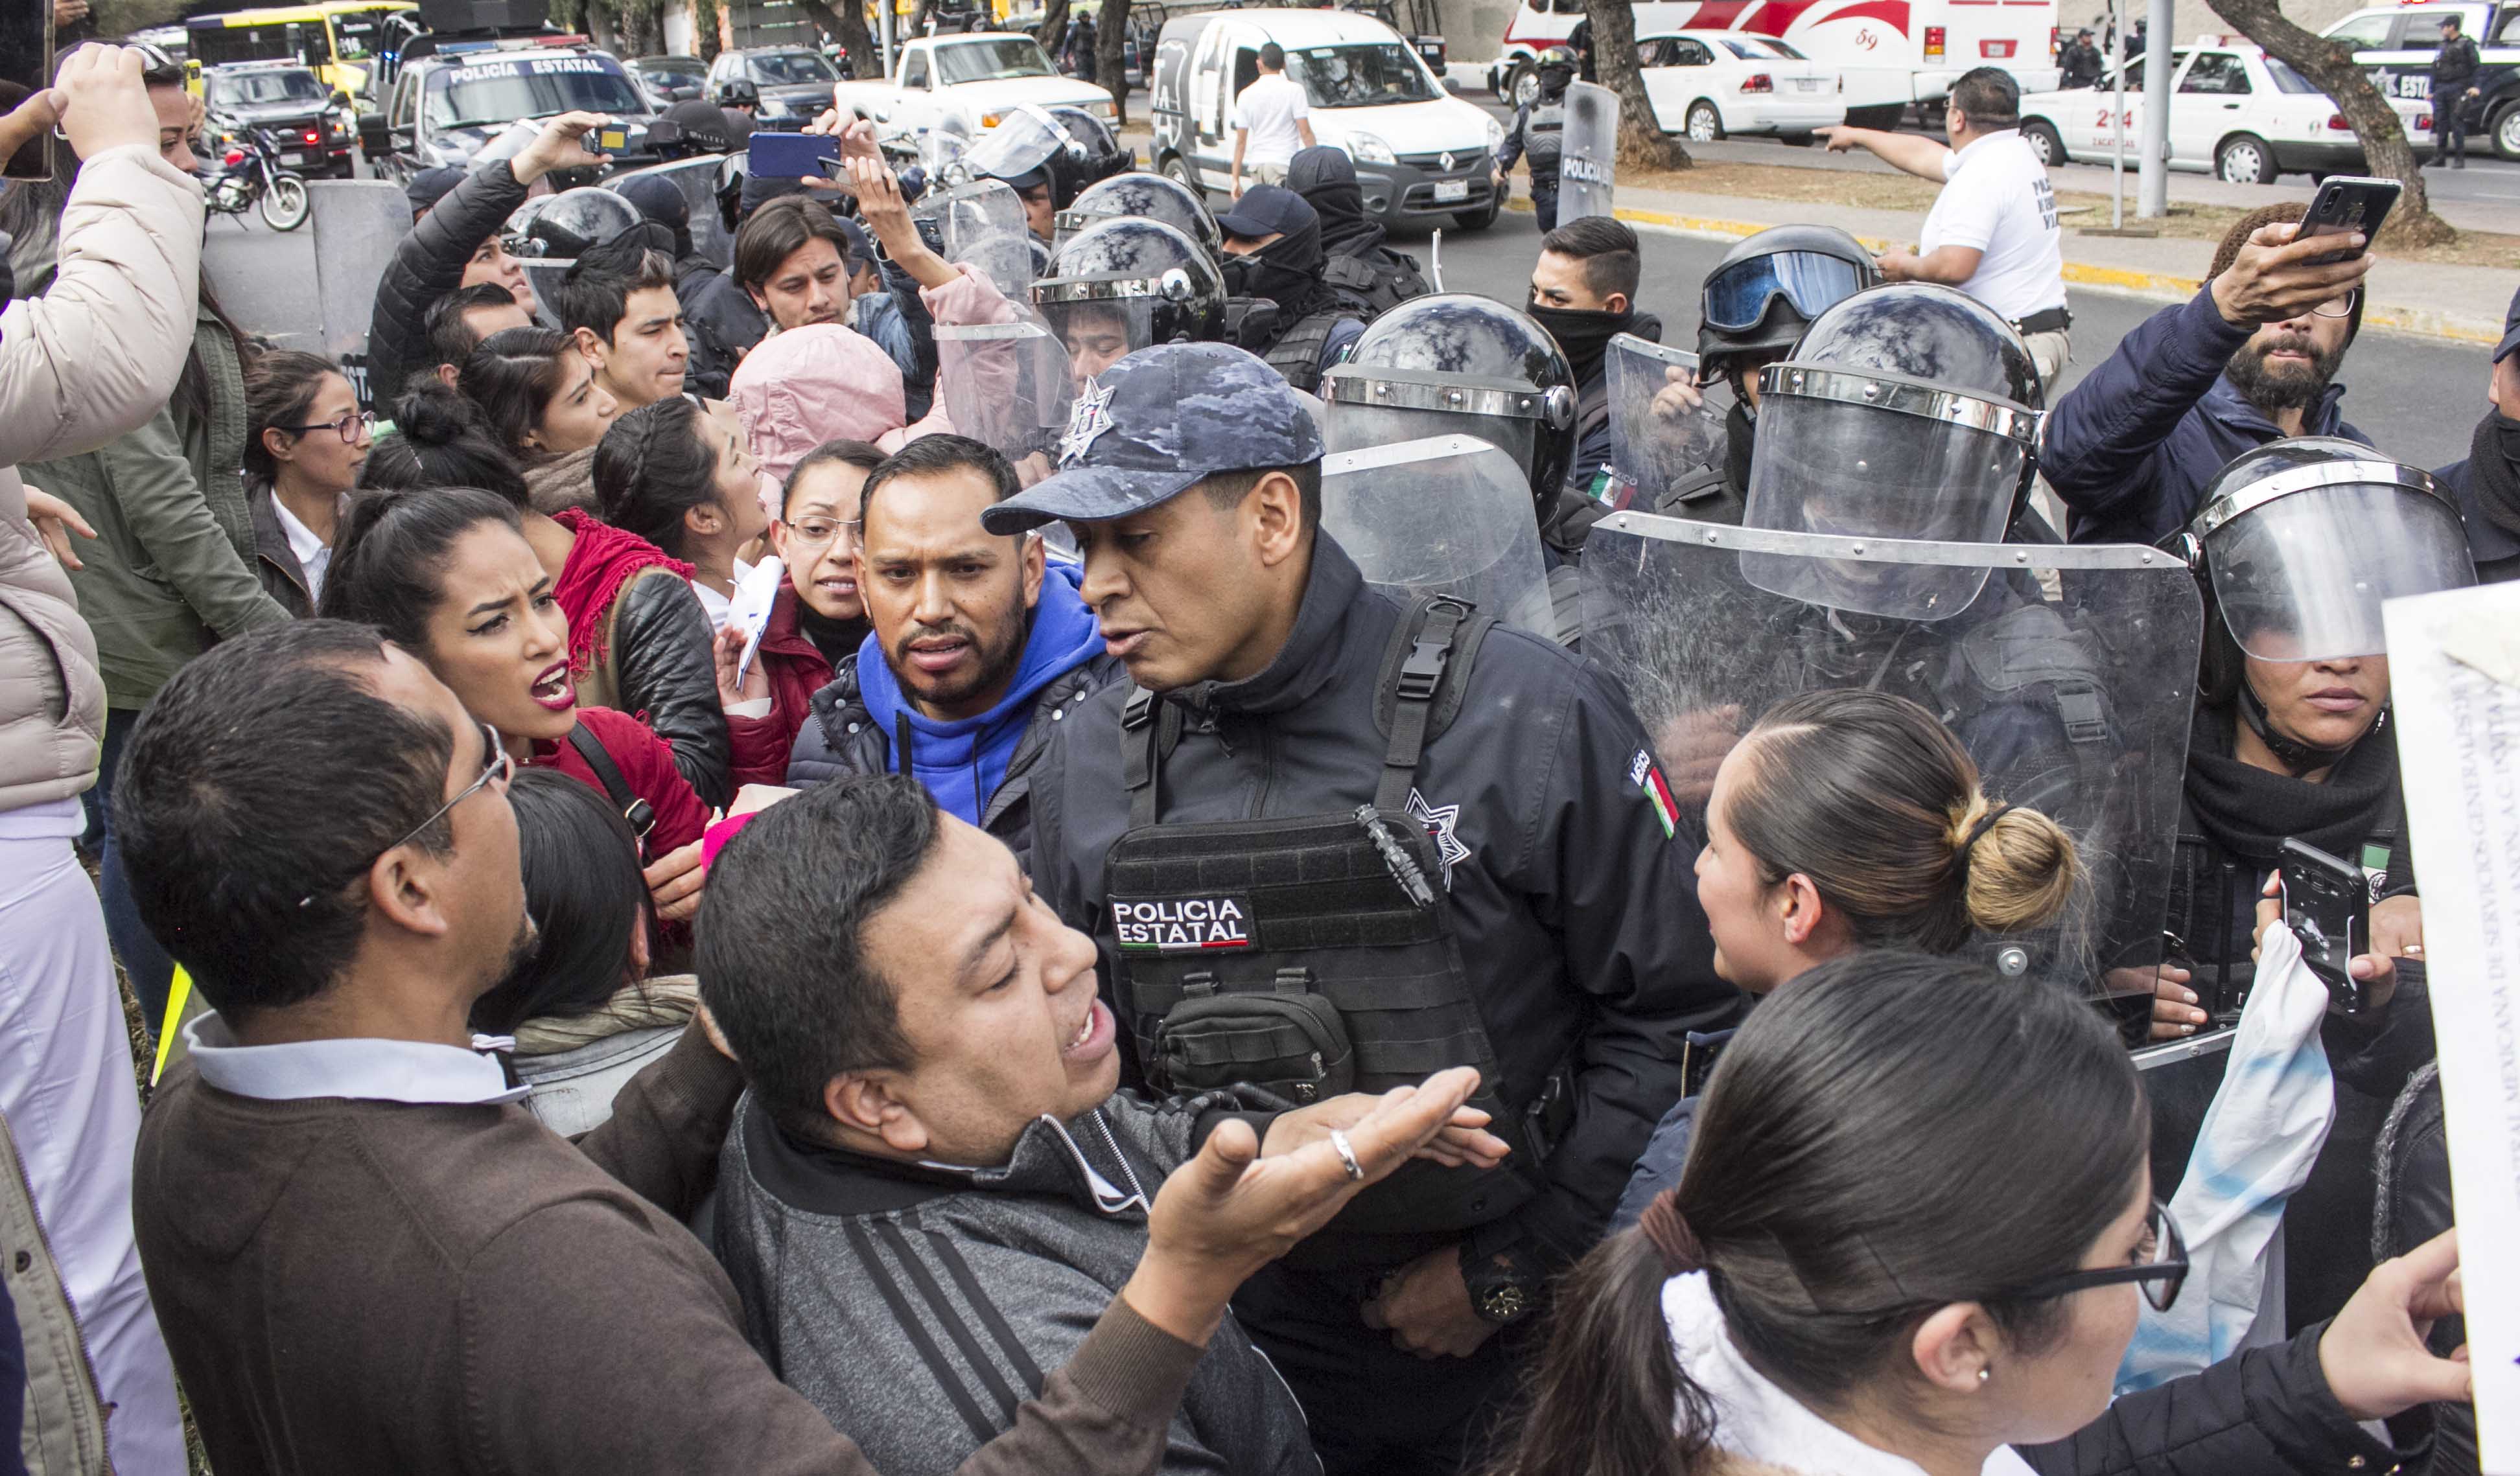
top-left (1700, 251), bottom-right (1872, 333)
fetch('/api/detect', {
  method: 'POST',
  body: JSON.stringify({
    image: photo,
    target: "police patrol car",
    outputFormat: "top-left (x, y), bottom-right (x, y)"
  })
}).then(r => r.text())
top-left (2321, 1), bottom-right (2520, 158)
top-left (360, 32), bottom-right (658, 182)
top-left (2016, 40), bottom-right (2432, 182)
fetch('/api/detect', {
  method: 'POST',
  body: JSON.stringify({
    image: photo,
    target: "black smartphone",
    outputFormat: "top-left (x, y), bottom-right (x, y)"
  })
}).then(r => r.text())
top-left (747, 131), bottom-right (839, 180)
top-left (2298, 175), bottom-right (2400, 264)
top-left (2279, 836), bottom-right (2368, 1014)
top-left (2, 0), bottom-right (56, 181)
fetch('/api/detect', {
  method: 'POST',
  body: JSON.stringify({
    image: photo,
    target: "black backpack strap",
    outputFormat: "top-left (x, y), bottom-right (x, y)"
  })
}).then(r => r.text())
top-left (1122, 686), bottom-right (1184, 829)
top-left (566, 724), bottom-right (636, 812)
top-left (1374, 595), bottom-right (1482, 813)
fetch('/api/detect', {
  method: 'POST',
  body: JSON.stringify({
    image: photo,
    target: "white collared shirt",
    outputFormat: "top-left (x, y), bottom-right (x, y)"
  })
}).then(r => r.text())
top-left (690, 557), bottom-right (754, 634)
top-left (270, 494), bottom-right (338, 603)
top-left (1923, 129), bottom-right (2065, 321)
top-left (186, 1013), bottom-right (530, 1107)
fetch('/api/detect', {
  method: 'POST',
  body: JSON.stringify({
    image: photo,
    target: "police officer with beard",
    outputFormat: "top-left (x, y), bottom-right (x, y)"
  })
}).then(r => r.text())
top-left (994, 343), bottom-right (1737, 1476)
top-left (1216, 185), bottom-right (1367, 392)
top-left (2042, 202), bottom-right (2377, 543)
top-left (1495, 47), bottom-right (1577, 233)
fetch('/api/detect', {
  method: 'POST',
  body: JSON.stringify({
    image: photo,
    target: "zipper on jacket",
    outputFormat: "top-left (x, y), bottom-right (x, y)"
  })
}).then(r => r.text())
top-left (1248, 722), bottom-right (1275, 820)
top-left (1089, 1113), bottom-right (1151, 1208)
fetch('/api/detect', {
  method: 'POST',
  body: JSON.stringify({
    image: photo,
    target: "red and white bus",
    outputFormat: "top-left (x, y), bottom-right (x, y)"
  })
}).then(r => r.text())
top-left (1486, 0), bottom-right (2062, 128)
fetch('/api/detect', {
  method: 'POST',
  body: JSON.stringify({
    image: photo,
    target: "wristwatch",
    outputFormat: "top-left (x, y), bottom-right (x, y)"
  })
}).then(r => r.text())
top-left (1459, 1240), bottom-right (1543, 1326)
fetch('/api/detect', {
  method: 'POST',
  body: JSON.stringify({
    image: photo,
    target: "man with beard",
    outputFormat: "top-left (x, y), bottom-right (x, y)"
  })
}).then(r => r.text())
top-left (2435, 284), bottom-right (2520, 582)
top-left (786, 435), bottom-right (1123, 869)
top-left (1526, 216), bottom-right (1659, 556)
top-left (1216, 185), bottom-right (1366, 393)
top-left (2042, 203), bottom-right (2375, 544)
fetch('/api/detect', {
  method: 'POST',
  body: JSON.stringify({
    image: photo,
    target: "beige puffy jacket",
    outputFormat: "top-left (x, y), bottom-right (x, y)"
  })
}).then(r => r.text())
top-left (0, 145), bottom-right (204, 811)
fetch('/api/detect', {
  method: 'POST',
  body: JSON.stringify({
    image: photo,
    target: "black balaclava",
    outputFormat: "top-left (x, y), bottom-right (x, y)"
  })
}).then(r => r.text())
top-left (1527, 299), bottom-right (1633, 391)
top-left (1286, 144), bottom-right (1381, 256)
top-left (1223, 214), bottom-right (1335, 327)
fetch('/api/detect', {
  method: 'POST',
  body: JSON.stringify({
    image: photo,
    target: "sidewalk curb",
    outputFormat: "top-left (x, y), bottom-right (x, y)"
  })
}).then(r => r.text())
top-left (1500, 197), bottom-right (2500, 345)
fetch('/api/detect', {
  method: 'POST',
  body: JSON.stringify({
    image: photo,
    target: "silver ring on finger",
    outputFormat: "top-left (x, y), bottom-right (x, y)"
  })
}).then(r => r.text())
top-left (1329, 1129), bottom-right (1364, 1182)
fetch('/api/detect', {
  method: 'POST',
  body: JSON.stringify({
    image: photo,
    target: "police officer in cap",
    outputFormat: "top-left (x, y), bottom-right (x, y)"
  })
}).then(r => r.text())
top-left (1650, 224), bottom-right (1879, 523)
top-left (990, 343), bottom-right (1736, 1476)
top-left (1495, 46), bottom-right (1578, 232)
top-left (1216, 184), bottom-right (1367, 392)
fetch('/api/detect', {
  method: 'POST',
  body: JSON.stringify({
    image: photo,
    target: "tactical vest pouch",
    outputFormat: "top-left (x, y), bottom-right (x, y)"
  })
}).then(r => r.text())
top-left (1155, 969), bottom-right (1355, 1104)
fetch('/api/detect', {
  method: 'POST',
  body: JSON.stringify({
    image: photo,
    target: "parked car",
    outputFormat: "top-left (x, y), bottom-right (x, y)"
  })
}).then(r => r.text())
top-left (828, 31), bottom-right (1115, 135)
top-left (634, 53), bottom-right (708, 108)
top-left (2015, 42), bottom-right (2432, 183)
top-left (1149, 6), bottom-right (1499, 231)
top-left (362, 35), bottom-right (659, 183)
top-left (202, 60), bottom-right (359, 178)
top-left (2322, 1), bottom-right (2520, 158)
top-left (1638, 30), bottom-right (1845, 142)
top-left (708, 45), bottom-right (845, 130)
top-left (1489, 0), bottom-right (2060, 128)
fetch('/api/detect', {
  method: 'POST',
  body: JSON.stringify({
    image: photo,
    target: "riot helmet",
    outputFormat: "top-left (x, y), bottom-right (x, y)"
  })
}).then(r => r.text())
top-left (2182, 437), bottom-right (2474, 770)
top-left (964, 104), bottom-right (1092, 213)
top-left (1321, 293), bottom-right (1579, 517)
top-left (1696, 224), bottom-right (1880, 382)
top-left (1054, 170), bottom-right (1222, 260)
top-left (1535, 45), bottom-right (1577, 93)
top-left (1045, 106), bottom-right (1131, 196)
top-left (506, 187), bottom-right (645, 263)
top-left (1031, 216), bottom-right (1226, 385)
top-left (1737, 283), bottom-right (2045, 619)
top-left (916, 177), bottom-right (1038, 298)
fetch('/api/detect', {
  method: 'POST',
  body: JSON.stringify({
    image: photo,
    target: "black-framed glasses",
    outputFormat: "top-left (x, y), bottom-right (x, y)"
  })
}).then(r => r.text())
top-left (2006, 1199), bottom-right (2189, 1313)
top-left (279, 410), bottom-right (377, 444)
top-left (296, 720), bottom-right (514, 908)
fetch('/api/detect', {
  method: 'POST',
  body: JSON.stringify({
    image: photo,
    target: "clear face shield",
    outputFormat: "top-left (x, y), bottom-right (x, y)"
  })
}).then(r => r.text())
top-left (962, 105), bottom-right (1069, 185)
top-left (1740, 363), bottom-right (2042, 620)
top-left (1604, 335), bottom-right (1723, 510)
top-left (933, 310), bottom-right (1077, 486)
top-left (922, 113), bottom-right (975, 180)
top-left (1320, 435), bottom-right (1557, 638)
top-left (2198, 469), bottom-right (2477, 663)
top-left (921, 178), bottom-right (1036, 299)
top-left (1034, 279), bottom-right (1181, 387)
top-left (1318, 367), bottom-right (1573, 489)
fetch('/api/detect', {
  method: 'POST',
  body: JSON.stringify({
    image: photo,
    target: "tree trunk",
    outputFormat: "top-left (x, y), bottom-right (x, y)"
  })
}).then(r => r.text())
top-left (1035, 0), bottom-right (1072, 67)
top-left (1580, 0), bottom-right (1688, 170)
top-left (794, 0), bottom-right (874, 77)
top-left (2205, 0), bottom-right (2452, 246)
top-left (1096, 0), bottom-right (1132, 126)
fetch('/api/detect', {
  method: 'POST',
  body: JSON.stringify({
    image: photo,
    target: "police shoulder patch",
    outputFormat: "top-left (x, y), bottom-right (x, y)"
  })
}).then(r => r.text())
top-left (1632, 748), bottom-right (1680, 840)
top-left (1060, 378), bottom-right (1116, 467)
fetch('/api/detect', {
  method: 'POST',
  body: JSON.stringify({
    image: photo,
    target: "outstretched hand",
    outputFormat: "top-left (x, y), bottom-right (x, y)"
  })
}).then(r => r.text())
top-left (2320, 1229), bottom-right (2470, 1420)
top-left (513, 111), bottom-right (612, 185)
top-left (1125, 1067), bottom-right (1483, 1344)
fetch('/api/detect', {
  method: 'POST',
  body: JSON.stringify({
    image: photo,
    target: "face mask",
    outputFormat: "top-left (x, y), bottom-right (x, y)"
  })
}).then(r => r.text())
top-left (1526, 301), bottom-right (1631, 381)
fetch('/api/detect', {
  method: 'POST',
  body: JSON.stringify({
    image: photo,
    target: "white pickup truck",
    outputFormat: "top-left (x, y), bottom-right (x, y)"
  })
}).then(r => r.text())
top-left (830, 32), bottom-right (1116, 135)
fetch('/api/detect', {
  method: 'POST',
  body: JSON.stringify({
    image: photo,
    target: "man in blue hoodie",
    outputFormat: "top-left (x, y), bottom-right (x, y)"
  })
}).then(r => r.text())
top-left (786, 435), bottom-right (1121, 871)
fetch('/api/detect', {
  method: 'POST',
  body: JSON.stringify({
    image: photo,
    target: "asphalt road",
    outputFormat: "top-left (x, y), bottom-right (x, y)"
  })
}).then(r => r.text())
top-left (1425, 193), bottom-right (2493, 473)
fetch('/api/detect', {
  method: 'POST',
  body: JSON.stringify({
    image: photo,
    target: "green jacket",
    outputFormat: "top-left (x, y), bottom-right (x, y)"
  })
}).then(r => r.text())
top-left (27, 303), bottom-right (291, 709)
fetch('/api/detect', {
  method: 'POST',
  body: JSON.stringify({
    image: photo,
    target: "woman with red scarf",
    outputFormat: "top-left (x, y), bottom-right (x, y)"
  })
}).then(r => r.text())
top-left (363, 385), bottom-right (734, 807)
top-left (318, 485), bottom-right (714, 925)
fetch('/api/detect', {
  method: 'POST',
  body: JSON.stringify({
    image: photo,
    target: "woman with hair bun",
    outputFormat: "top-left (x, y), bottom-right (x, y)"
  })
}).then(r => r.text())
top-left (1618, 688), bottom-right (2081, 1225)
top-left (1494, 954), bottom-right (2468, 1476)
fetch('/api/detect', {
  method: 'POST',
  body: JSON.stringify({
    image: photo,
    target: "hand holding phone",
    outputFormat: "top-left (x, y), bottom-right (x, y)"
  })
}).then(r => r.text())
top-left (2280, 838), bottom-right (2370, 1014)
top-left (2298, 175), bottom-right (2400, 264)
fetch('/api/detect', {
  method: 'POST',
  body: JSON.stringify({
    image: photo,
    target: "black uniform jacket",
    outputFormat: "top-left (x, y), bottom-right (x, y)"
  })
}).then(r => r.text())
top-left (1029, 533), bottom-right (1742, 1269)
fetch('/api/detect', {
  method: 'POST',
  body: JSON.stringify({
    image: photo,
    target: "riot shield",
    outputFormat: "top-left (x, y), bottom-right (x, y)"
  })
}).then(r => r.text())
top-left (961, 105), bottom-right (1069, 185)
top-left (202, 179), bottom-right (410, 408)
top-left (1558, 80), bottom-right (1618, 222)
top-left (606, 156), bottom-right (736, 269)
top-left (1321, 435), bottom-right (1555, 639)
top-left (933, 313), bottom-right (1076, 485)
top-left (1604, 334), bottom-right (1723, 511)
top-left (1580, 513), bottom-right (2203, 996)
top-left (920, 178), bottom-right (1036, 299)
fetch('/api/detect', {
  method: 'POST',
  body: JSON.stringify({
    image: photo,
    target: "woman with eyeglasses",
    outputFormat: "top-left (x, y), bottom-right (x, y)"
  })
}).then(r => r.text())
top-left (369, 382), bottom-right (736, 811)
top-left (318, 485), bottom-right (712, 928)
top-left (1494, 952), bottom-right (2468, 1476)
top-left (244, 350), bottom-right (371, 616)
top-left (718, 439), bottom-right (881, 786)
top-left (1616, 689), bottom-right (2081, 1228)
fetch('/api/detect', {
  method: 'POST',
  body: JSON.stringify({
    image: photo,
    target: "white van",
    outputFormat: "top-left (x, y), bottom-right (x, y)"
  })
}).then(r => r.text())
top-left (1486, 0), bottom-right (2064, 128)
top-left (1149, 8), bottom-right (1503, 231)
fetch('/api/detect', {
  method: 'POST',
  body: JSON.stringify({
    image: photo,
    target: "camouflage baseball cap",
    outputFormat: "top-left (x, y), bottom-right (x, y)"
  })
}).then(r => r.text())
top-left (979, 343), bottom-right (1326, 534)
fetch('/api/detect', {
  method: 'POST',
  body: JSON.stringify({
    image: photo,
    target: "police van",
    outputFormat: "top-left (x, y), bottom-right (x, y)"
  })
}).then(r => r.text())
top-left (1486, 0), bottom-right (2062, 129)
top-left (1149, 7), bottom-right (1501, 231)
top-left (361, 33), bottom-right (656, 182)
top-left (2320, 1), bottom-right (2520, 157)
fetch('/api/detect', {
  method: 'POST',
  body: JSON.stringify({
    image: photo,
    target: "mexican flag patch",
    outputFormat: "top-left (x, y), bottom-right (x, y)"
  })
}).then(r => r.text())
top-left (1629, 748), bottom-right (1679, 840)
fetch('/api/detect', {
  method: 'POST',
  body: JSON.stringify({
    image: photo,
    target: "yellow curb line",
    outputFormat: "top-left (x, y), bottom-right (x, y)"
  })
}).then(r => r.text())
top-left (1502, 196), bottom-right (2499, 344)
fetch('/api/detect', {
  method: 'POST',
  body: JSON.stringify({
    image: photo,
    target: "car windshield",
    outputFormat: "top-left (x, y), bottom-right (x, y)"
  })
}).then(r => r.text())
top-left (2265, 58), bottom-right (2320, 93)
top-left (933, 38), bottom-right (1056, 82)
top-left (211, 69), bottom-right (326, 105)
top-left (426, 56), bottom-right (646, 129)
top-left (1291, 43), bottom-right (1438, 108)
top-left (747, 51), bottom-right (837, 84)
top-left (646, 64), bottom-right (704, 87)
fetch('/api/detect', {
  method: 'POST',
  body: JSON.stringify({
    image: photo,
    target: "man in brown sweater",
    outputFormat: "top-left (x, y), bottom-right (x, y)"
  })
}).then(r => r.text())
top-left (114, 619), bottom-right (1478, 1475)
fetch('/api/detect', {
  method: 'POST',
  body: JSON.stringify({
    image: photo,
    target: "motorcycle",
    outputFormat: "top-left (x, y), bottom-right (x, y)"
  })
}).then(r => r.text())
top-left (206, 127), bottom-right (311, 233)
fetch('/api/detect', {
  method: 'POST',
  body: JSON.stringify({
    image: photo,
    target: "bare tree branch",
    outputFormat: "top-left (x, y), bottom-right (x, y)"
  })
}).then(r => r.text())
top-left (2204, 0), bottom-right (2453, 245)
